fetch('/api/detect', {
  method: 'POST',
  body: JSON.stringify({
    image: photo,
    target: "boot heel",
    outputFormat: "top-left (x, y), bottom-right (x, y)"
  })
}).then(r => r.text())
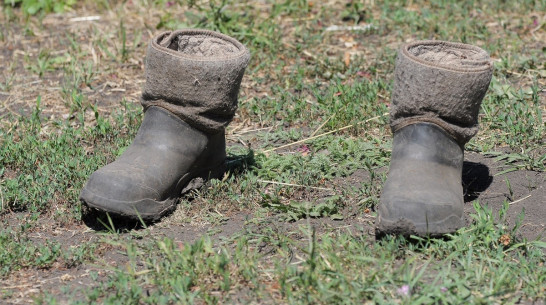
top-left (181, 162), bottom-right (227, 195)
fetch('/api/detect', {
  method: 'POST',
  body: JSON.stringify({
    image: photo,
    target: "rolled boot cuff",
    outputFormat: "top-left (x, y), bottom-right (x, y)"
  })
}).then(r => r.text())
top-left (391, 116), bottom-right (477, 146)
top-left (390, 40), bottom-right (493, 145)
top-left (142, 29), bottom-right (251, 134)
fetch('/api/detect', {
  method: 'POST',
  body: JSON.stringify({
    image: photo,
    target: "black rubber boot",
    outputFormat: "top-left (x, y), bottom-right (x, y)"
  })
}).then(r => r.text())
top-left (80, 106), bottom-right (226, 221)
top-left (376, 40), bottom-right (493, 237)
top-left (80, 29), bottom-right (249, 222)
top-left (376, 123), bottom-right (464, 236)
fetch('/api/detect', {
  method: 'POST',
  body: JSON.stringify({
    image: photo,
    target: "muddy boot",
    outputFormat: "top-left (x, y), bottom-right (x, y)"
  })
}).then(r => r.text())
top-left (80, 29), bottom-right (250, 222)
top-left (376, 40), bottom-right (493, 237)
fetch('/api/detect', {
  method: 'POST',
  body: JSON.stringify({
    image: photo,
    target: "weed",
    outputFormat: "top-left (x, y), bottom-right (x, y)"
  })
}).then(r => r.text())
top-left (261, 194), bottom-right (343, 221)
top-left (0, 227), bottom-right (68, 275)
top-left (0, 99), bottom-right (140, 214)
top-left (25, 49), bottom-right (54, 78)
top-left (0, 62), bottom-right (16, 92)
top-left (341, 1), bottom-right (368, 24)
top-left (3, 0), bottom-right (76, 16)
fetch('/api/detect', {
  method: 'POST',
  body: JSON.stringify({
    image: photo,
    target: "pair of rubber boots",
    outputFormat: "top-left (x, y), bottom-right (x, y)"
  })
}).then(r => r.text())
top-left (80, 30), bottom-right (493, 236)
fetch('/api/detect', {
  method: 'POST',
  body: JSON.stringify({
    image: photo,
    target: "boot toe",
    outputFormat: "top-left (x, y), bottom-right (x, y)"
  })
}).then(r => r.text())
top-left (378, 162), bottom-right (464, 236)
top-left (80, 165), bottom-right (168, 219)
top-left (378, 197), bottom-right (464, 236)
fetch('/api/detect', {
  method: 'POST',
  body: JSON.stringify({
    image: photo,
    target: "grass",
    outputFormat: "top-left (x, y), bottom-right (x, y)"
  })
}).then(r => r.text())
top-left (0, 0), bottom-right (545, 303)
top-left (26, 202), bottom-right (546, 304)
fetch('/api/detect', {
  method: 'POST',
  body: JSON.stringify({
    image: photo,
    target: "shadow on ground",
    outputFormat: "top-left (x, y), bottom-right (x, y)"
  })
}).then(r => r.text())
top-left (463, 161), bottom-right (494, 202)
top-left (462, 152), bottom-right (545, 241)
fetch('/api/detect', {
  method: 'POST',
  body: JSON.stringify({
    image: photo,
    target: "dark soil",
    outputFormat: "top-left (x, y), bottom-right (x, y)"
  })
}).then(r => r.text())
top-left (463, 152), bottom-right (545, 241)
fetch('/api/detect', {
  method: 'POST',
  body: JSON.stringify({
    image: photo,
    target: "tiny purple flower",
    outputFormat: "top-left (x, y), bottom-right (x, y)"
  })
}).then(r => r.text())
top-left (441, 286), bottom-right (448, 293)
top-left (166, 1), bottom-right (175, 7)
top-left (397, 285), bottom-right (410, 296)
top-left (296, 144), bottom-right (311, 156)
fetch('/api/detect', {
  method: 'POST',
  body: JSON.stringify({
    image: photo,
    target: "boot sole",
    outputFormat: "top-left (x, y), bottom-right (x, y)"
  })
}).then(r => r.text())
top-left (375, 214), bottom-right (463, 238)
top-left (80, 163), bottom-right (226, 222)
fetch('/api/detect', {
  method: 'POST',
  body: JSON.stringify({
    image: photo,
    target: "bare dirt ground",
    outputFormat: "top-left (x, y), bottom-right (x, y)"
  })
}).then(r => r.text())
top-left (1, 150), bottom-right (544, 303)
top-left (463, 152), bottom-right (545, 241)
top-left (1, 1), bottom-right (544, 303)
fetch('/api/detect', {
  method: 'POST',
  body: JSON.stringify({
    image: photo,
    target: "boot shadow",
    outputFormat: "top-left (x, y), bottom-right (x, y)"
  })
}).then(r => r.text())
top-left (81, 149), bottom-right (256, 232)
top-left (462, 161), bottom-right (493, 202)
top-left (81, 205), bottom-right (147, 232)
top-left (225, 149), bottom-right (256, 176)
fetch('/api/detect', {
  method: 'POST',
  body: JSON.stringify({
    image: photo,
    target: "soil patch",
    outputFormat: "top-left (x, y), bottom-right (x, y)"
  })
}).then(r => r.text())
top-left (463, 152), bottom-right (545, 241)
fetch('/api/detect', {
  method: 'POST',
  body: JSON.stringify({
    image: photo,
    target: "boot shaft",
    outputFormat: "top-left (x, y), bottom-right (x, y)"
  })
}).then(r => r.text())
top-left (142, 29), bottom-right (251, 134)
top-left (390, 40), bottom-right (493, 145)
